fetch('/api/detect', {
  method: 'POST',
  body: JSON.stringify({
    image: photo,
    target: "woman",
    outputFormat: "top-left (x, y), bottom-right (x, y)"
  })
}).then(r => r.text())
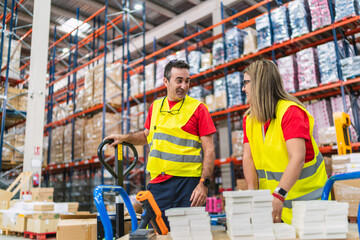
top-left (242, 59), bottom-right (328, 224)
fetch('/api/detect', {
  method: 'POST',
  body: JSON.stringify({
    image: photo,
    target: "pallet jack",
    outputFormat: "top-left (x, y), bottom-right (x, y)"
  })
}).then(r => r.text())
top-left (94, 139), bottom-right (168, 240)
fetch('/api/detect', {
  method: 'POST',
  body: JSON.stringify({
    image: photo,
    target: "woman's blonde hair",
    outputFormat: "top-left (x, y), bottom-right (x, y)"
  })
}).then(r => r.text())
top-left (244, 59), bottom-right (303, 124)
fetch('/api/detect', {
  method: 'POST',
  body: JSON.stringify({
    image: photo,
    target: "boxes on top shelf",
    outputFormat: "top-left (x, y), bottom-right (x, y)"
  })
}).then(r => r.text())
top-left (200, 52), bottom-right (212, 71)
top-left (334, 0), bottom-right (357, 21)
top-left (288, 0), bottom-right (311, 38)
top-left (231, 130), bottom-right (244, 158)
top-left (188, 51), bottom-right (202, 75)
top-left (255, 13), bottom-right (271, 50)
top-left (271, 6), bottom-right (291, 43)
top-left (277, 55), bottom-right (298, 93)
top-left (212, 39), bottom-right (225, 66)
top-left (225, 27), bottom-right (246, 62)
top-left (317, 41), bottom-right (339, 84)
top-left (1, 38), bottom-right (21, 80)
top-left (145, 63), bottom-right (155, 92)
top-left (242, 27), bottom-right (257, 56)
top-left (308, 0), bottom-right (332, 31)
top-left (213, 77), bottom-right (227, 111)
top-left (296, 47), bottom-right (320, 91)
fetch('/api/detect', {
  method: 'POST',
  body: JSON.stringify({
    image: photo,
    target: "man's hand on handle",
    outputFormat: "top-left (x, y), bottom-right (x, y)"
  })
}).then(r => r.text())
top-left (104, 134), bottom-right (126, 148)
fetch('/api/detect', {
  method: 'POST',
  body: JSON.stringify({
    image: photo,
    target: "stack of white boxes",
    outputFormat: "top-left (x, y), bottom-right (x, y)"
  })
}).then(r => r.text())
top-left (324, 201), bottom-right (349, 239)
top-left (223, 190), bottom-right (275, 240)
top-left (273, 223), bottom-right (296, 239)
top-left (165, 207), bottom-right (213, 240)
top-left (292, 200), bottom-right (349, 239)
top-left (251, 191), bottom-right (275, 239)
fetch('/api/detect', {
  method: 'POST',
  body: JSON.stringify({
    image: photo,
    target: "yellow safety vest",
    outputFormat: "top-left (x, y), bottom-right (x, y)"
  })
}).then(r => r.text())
top-left (246, 99), bottom-right (328, 224)
top-left (147, 96), bottom-right (204, 180)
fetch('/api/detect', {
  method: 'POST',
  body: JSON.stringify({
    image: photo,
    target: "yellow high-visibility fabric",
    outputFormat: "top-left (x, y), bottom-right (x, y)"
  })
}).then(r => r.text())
top-left (246, 99), bottom-right (328, 224)
top-left (147, 96), bottom-right (204, 179)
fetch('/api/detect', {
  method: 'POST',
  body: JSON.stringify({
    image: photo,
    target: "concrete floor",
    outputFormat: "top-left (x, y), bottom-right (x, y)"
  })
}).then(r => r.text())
top-left (0, 224), bottom-right (358, 239)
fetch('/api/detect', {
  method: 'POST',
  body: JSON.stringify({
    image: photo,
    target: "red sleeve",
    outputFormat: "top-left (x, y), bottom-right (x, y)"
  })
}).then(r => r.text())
top-left (144, 103), bottom-right (154, 130)
top-left (281, 106), bottom-right (310, 141)
top-left (282, 105), bottom-right (314, 163)
top-left (197, 103), bottom-right (217, 137)
top-left (243, 116), bottom-right (249, 143)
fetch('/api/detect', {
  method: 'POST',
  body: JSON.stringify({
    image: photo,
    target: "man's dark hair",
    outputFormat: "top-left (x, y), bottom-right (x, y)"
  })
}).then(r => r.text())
top-left (164, 59), bottom-right (190, 80)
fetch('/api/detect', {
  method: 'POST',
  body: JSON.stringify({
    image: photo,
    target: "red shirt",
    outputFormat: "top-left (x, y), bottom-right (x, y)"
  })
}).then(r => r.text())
top-left (145, 98), bottom-right (217, 183)
top-left (243, 105), bottom-right (315, 163)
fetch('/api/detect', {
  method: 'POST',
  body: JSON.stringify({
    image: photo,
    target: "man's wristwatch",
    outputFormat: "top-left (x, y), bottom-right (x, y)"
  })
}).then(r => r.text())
top-left (274, 187), bottom-right (288, 198)
top-left (200, 177), bottom-right (211, 187)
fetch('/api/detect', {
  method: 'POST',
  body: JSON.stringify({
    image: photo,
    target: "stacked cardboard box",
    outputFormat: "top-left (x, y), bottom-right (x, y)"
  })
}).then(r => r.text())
top-left (13, 124), bottom-right (25, 162)
top-left (155, 59), bottom-right (167, 88)
top-left (63, 123), bottom-right (72, 163)
top-left (26, 213), bottom-right (59, 234)
top-left (242, 28), bottom-right (257, 56)
top-left (334, 178), bottom-right (360, 217)
top-left (84, 117), bottom-right (95, 158)
top-left (1, 38), bottom-right (21, 79)
top-left (57, 217), bottom-right (97, 240)
top-left (91, 112), bottom-right (122, 157)
top-left (200, 52), bottom-right (212, 71)
top-left (74, 118), bottom-right (85, 160)
top-left (165, 207), bottom-right (213, 240)
top-left (231, 130), bottom-right (244, 157)
top-left (130, 74), bottom-right (141, 97)
top-left (212, 39), bottom-right (225, 66)
top-left (205, 94), bottom-right (215, 112)
top-left (2, 128), bottom-right (15, 161)
top-left (83, 68), bottom-right (94, 109)
top-left (50, 126), bottom-right (64, 164)
top-left (331, 154), bottom-right (350, 174)
top-left (213, 78), bottom-right (227, 110)
top-left (31, 188), bottom-right (54, 202)
top-left (145, 63), bottom-right (155, 92)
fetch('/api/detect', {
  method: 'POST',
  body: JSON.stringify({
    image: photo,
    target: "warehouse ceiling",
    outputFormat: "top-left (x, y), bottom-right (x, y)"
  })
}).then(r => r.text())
top-left (2, 0), bottom-right (273, 72)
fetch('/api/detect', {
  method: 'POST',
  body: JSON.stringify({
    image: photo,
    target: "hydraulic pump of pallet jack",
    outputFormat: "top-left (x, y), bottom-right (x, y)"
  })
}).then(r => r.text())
top-left (135, 190), bottom-right (169, 235)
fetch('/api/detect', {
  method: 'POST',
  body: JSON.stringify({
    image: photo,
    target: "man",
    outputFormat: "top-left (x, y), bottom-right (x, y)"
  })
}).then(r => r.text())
top-left (104, 60), bottom-right (216, 228)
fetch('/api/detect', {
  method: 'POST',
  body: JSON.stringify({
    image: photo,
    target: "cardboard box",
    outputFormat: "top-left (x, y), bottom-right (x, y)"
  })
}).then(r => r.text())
top-left (334, 179), bottom-right (360, 217)
top-left (0, 189), bottom-right (12, 209)
top-left (31, 213), bottom-right (60, 220)
top-left (9, 214), bottom-right (27, 232)
top-left (27, 218), bottom-right (58, 233)
top-left (32, 187), bottom-right (54, 202)
top-left (33, 203), bottom-right (54, 211)
top-left (56, 219), bottom-right (97, 240)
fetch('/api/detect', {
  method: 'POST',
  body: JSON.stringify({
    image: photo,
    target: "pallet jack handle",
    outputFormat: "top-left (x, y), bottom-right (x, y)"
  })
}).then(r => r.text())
top-left (97, 139), bottom-right (138, 186)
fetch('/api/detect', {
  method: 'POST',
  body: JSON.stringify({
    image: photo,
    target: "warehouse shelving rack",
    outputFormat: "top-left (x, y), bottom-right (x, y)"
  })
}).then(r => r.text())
top-left (0, 0), bottom-right (34, 172)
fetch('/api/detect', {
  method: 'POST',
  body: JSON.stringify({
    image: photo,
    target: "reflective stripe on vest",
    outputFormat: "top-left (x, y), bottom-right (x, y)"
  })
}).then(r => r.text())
top-left (257, 152), bottom-right (324, 181)
top-left (283, 186), bottom-right (324, 209)
top-left (149, 150), bottom-right (202, 163)
top-left (152, 132), bottom-right (202, 149)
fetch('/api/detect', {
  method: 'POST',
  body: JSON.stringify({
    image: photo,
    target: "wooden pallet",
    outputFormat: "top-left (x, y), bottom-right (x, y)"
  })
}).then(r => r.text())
top-left (0, 228), bottom-right (9, 235)
top-left (24, 231), bottom-right (56, 240)
top-left (0, 229), bottom-right (22, 236)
